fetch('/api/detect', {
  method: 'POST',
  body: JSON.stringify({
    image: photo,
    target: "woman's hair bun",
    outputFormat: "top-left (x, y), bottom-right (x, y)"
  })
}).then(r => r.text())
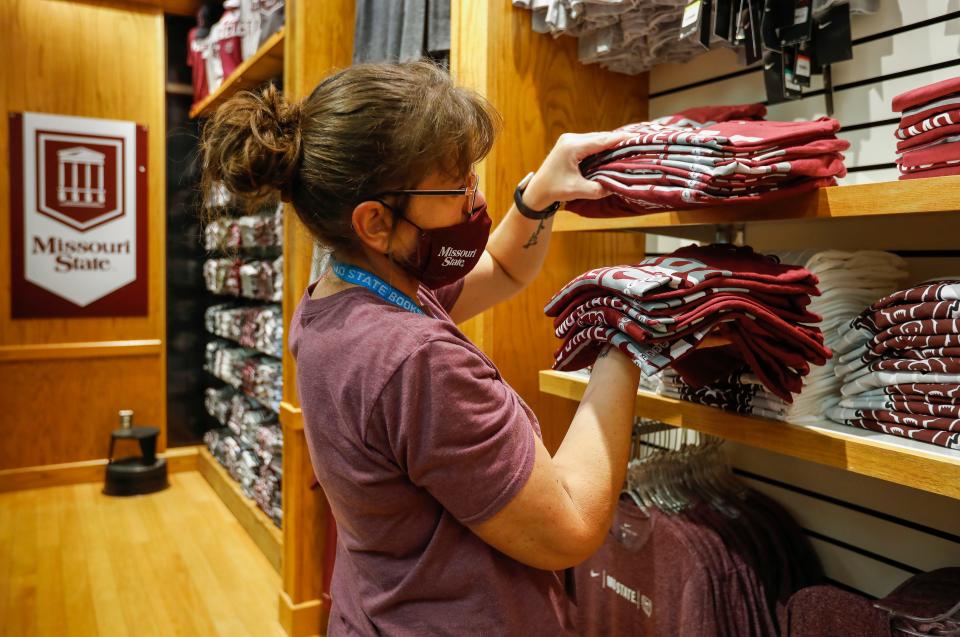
top-left (200, 84), bottom-right (303, 207)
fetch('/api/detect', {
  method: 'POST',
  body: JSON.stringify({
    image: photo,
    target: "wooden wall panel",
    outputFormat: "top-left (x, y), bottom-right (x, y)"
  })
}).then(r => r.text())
top-left (280, 2), bottom-right (355, 634)
top-left (0, 0), bottom-right (166, 468)
top-left (0, 356), bottom-right (164, 469)
top-left (453, 2), bottom-right (648, 452)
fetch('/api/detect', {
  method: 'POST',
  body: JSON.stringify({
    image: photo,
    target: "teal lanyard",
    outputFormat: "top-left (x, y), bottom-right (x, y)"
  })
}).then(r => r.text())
top-left (331, 260), bottom-right (425, 315)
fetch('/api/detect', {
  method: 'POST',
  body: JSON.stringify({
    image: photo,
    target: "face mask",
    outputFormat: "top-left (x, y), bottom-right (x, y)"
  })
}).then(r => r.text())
top-left (390, 192), bottom-right (491, 290)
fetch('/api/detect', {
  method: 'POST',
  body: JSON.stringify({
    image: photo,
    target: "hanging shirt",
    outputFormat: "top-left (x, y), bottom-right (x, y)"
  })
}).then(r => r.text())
top-left (289, 278), bottom-right (575, 636)
top-left (187, 27), bottom-right (210, 105)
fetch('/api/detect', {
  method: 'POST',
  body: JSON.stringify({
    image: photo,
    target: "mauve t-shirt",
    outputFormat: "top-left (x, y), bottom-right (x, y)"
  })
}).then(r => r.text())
top-left (288, 277), bottom-right (575, 636)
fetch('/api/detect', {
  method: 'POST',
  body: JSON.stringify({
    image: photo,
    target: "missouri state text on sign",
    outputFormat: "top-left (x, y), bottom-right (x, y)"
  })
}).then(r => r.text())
top-left (9, 112), bottom-right (148, 317)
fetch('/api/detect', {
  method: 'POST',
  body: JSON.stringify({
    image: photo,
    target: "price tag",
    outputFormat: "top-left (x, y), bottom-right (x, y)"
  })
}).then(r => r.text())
top-left (794, 6), bottom-right (809, 24)
top-left (682, 0), bottom-right (702, 28)
top-left (795, 53), bottom-right (811, 78)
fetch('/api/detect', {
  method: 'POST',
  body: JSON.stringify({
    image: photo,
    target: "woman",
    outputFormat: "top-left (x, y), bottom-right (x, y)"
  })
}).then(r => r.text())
top-left (201, 60), bottom-right (642, 636)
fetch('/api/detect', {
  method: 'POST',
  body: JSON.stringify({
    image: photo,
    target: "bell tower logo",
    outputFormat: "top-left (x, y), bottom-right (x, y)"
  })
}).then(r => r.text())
top-left (36, 133), bottom-right (125, 232)
top-left (9, 112), bottom-right (148, 317)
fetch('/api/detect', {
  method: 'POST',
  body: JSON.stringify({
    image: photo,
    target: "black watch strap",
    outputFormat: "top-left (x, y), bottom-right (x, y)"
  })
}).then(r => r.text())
top-left (515, 172), bottom-right (561, 220)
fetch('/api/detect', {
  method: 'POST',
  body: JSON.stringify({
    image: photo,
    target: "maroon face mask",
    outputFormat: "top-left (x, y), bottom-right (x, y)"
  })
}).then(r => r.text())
top-left (391, 192), bottom-right (492, 290)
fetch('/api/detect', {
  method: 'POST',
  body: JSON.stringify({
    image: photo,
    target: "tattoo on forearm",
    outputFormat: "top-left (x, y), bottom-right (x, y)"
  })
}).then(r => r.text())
top-left (596, 345), bottom-right (612, 360)
top-left (523, 218), bottom-right (546, 249)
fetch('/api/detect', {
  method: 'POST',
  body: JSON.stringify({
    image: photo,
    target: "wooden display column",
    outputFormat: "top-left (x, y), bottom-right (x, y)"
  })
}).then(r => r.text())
top-left (279, 1), bottom-right (355, 636)
top-left (451, 2), bottom-right (649, 451)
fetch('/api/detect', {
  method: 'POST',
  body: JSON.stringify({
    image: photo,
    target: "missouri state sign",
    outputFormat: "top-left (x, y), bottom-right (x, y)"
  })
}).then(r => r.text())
top-left (9, 112), bottom-right (147, 317)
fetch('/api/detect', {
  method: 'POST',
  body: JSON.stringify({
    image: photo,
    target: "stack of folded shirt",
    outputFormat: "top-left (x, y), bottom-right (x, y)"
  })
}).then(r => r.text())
top-left (566, 118), bottom-right (848, 216)
top-left (775, 250), bottom-right (909, 423)
top-left (894, 77), bottom-right (960, 180)
top-left (828, 281), bottom-right (960, 449)
top-left (204, 206), bottom-right (283, 251)
top-left (205, 303), bottom-right (283, 358)
top-left (640, 250), bottom-right (908, 421)
top-left (204, 256), bottom-right (283, 301)
top-left (653, 367), bottom-right (790, 420)
top-left (512, 0), bottom-right (706, 75)
top-left (546, 243), bottom-right (831, 402)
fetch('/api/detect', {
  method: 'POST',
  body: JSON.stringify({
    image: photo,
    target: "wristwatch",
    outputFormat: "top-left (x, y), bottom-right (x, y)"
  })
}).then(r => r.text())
top-left (515, 172), bottom-right (561, 220)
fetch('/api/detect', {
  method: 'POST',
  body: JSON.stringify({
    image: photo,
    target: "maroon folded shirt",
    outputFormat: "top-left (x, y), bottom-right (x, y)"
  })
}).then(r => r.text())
top-left (614, 118), bottom-right (842, 152)
top-left (654, 102), bottom-right (768, 126)
top-left (847, 397), bottom-right (960, 419)
top-left (843, 418), bottom-right (960, 449)
top-left (554, 300), bottom-right (826, 360)
top-left (893, 77), bottom-right (960, 113)
top-left (569, 177), bottom-right (836, 217)
top-left (900, 164), bottom-right (960, 179)
top-left (839, 407), bottom-right (960, 433)
top-left (553, 293), bottom-right (820, 335)
top-left (895, 123), bottom-right (960, 152)
top-left (897, 346), bottom-right (960, 360)
top-left (847, 282), bottom-right (960, 330)
top-left (898, 140), bottom-right (960, 168)
top-left (877, 383), bottom-right (960, 403)
top-left (869, 357), bottom-right (960, 374)
top-left (591, 153), bottom-right (846, 178)
top-left (545, 246), bottom-right (819, 317)
top-left (896, 108), bottom-right (960, 139)
top-left (585, 170), bottom-right (796, 198)
top-left (864, 300), bottom-right (960, 332)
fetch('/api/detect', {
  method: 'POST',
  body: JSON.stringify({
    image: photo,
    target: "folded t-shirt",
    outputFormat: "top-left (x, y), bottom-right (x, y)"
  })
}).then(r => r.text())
top-left (839, 396), bottom-right (960, 418)
top-left (829, 406), bottom-right (960, 432)
top-left (833, 416), bottom-right (960, 449)
top-left (896, 108), bottom-right (960, 140)
top-left (545, 246), bottom-right (819, 317)
top-left (841, 370), bottom-right (960, 396)
top-left (569, 176), bottom-right (836, 216)
top-left (900, 93), bottom-right (960, 128)
top-left (900, 164), bottom-right (960, 180)
top-left (898, 140), bottom-right (960, 168)
top-left (653, 102), bottom-right (767, 127)
top-left (893, 77), bottom-right (960, 113)
top-left (590, 154), bottom-right (845, 179)
top-left (612, 118), bottom-right (842, 152)
top-left (895, 124), bottom-right (960, 152)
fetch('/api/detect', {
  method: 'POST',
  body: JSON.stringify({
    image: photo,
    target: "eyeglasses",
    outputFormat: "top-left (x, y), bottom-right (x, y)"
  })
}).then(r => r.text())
top-left (375, 173), bottom-right (481, 219)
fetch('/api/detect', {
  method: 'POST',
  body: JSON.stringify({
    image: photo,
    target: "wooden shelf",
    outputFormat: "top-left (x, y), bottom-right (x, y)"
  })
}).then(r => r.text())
top-left (552, 175), bottom-right (960, 233)
top-left (539, 369), bottom-right (960, 500)
top-left (198, 447), bottom-right (282, 573)
top-left (189, 28), bottom-right (285, 119)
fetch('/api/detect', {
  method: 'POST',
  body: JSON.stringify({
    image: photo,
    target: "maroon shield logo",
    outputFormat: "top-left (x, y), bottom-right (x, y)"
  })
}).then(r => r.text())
top-left (35, 130), bottom-right (125, 232)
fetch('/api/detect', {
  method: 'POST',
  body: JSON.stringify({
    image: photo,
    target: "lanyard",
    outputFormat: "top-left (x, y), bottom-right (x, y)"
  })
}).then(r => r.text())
top-left (331, 260), bottom-right (425, 315)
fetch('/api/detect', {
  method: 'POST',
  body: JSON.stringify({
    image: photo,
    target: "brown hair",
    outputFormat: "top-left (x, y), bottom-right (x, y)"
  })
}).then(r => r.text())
top-left (199, 60), bottom-right (502, 253)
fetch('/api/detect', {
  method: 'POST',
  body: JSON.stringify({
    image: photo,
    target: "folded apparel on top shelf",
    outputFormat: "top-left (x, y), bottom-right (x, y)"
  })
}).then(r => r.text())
top-left (653, 102), bottom-right (768, 127)
top-left (545, 244), bottom-right (829, 402)
top-left (893, 78), bottom-right (960, 180)
top-left (567, 119), bottom-right (847, 216)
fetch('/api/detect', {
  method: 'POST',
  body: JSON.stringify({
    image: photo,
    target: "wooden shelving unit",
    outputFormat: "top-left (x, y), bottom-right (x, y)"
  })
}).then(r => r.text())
top-left (552, 175), bottom-right (960, 233)
top-left (197, 446), bottom-right (283, 573)
top-left (539, 370), bottom-right (960, 500)
top-left (189, 28), bottom-right (285, 119)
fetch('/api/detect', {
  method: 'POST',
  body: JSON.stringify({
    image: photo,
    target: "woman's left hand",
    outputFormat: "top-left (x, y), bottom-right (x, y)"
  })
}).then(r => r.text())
top-left (521, 131), bottom-right (637, 210)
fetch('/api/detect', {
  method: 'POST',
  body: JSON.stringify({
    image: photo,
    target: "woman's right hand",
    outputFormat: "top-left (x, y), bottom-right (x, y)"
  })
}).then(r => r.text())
top-left (521, 131), bottom-right (637, 210)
